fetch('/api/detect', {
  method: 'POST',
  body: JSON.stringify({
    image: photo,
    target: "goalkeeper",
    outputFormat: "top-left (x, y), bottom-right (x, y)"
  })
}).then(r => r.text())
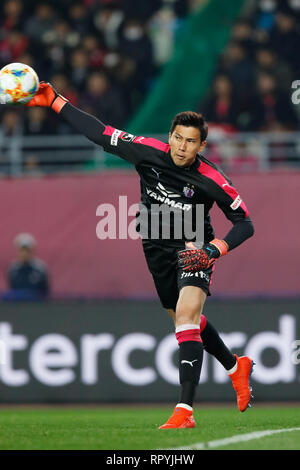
top-left (26, 83), bottom-right (255, 429)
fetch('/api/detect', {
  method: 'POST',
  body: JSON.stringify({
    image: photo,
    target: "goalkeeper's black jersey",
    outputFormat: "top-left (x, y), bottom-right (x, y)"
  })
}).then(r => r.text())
top-left (61, 104), bottom-right (254, 250)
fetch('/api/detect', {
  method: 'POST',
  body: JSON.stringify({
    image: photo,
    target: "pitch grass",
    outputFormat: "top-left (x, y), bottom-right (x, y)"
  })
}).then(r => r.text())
top-left (0, 406), bottom-right (299, 450)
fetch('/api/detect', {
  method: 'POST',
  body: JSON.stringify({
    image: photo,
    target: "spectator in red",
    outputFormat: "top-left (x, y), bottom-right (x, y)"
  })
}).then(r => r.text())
top-left (248, 72), bottom-right (299, 131)
top-left (1, 0), bottom-right (24, 35)
top-left (81, 35), bottom-right (106, 69)
top-left (0, 30), bottom-right (28, 66)
top-left (200, 75), bottom-right (239, 128)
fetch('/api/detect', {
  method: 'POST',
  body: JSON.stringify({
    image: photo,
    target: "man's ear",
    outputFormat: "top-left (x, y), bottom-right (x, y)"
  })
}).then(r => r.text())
top-left (200, 140), bottom-right (207, 152)
top-left (168, 132), bottom-right (172, 144)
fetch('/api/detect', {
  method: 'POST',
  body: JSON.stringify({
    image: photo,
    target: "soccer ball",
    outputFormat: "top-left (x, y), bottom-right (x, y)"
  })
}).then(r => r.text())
top-left (0, 63), bottom-right (39, 105)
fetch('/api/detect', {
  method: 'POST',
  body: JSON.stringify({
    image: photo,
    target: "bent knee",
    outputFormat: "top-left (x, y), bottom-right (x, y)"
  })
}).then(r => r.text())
top-left (176, 303), bottom-right (203, 325)
top-left (176, 292), bottom-right (206, 326)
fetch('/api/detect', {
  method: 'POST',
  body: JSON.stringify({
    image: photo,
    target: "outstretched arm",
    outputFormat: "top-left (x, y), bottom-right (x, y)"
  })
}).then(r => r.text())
top-left (26, 82), bottom-right (106, 142)
top-left (26, 82), bottom-right (147, 165)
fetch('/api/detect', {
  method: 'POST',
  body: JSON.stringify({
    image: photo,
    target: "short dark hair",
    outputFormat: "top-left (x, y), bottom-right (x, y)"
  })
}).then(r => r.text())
top-left (170, 111), bottom-right (208, 142)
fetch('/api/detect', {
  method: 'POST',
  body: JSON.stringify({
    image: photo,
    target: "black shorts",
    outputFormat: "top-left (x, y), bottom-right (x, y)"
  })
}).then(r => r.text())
top-left (142, 240), bottom-right (215, 311)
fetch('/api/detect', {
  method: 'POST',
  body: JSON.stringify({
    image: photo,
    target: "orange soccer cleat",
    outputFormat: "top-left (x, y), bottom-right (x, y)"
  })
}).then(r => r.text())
top-left (229, 354), bottom-right (255, 412)
top-left (159, 405), bottom-right (196, 429)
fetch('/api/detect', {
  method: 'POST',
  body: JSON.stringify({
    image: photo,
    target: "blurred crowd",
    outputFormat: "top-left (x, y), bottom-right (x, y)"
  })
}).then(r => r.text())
top-left (0, 0), bottom-right (300, 174)
top-left (198, 0), bottom-right (300, 132)
top-left (0, 0), bottom-right (195, 135)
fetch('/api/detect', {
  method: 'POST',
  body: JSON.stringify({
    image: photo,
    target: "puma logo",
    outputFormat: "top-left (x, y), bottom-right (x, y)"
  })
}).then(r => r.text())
top-left (151, 168), bottom-right (162, 179)
top-left (181, 359), bottom-right (198, 367)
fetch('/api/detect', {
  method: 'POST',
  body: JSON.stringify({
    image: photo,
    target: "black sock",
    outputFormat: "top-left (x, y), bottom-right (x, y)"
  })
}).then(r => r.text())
top-left (201, 321), bottom-right (236, 370)
top-left (178, 341), bottom-right (203, 407)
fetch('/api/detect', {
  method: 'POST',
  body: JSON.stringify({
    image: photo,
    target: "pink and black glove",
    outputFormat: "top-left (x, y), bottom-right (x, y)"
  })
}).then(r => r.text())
top-left (178, 239), bottom-right (228, 272)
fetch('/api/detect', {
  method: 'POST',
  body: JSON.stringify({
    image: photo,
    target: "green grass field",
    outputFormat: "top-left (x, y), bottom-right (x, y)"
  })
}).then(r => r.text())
top-left (0, 405), bottom-right (299, 450)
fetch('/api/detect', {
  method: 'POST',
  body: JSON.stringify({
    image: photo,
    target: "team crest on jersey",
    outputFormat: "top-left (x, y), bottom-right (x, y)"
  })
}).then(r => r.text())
top-left (121, 133), bottom-right (135, 142)
top-left (183, 184), bottom-right (195, 198)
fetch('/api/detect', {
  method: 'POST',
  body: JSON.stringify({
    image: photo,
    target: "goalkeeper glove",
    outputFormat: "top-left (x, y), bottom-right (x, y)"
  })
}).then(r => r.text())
top-left (26, 82), bottom-right (68, 113)
top-left (178, 239), bottom-right (228, 272)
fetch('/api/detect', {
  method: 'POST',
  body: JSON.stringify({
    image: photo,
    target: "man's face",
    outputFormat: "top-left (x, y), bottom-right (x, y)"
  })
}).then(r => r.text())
top-left (18, 246), bottom-right (33, 263)
top-left (169, 125), bottom-right (206, 167)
